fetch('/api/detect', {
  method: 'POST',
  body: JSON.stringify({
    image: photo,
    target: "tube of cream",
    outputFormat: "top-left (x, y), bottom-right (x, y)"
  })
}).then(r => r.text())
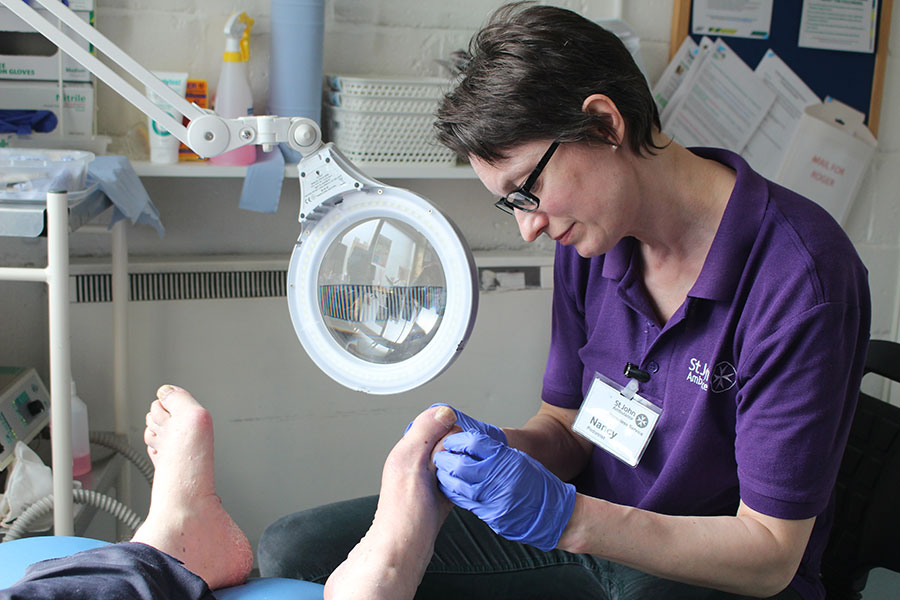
top-left (147, 71), bottom-right (188, 164)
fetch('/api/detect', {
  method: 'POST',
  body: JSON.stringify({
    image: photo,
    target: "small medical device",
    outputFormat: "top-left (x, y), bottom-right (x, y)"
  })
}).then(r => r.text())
top-left (2, 0), bottom-right (479, 395)
top-left (0, 368), bottom-right (50, 472)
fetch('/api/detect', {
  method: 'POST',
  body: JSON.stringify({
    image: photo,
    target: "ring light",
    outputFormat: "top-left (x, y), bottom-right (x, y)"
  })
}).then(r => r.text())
top-left (287, 145), bottom-right (479, 394)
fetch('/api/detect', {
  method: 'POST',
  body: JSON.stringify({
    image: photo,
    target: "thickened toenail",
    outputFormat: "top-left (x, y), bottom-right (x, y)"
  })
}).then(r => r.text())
top-left (157, 384), bottom-right (176, 399)
top-left (433, 405), bottom-right (457, 428)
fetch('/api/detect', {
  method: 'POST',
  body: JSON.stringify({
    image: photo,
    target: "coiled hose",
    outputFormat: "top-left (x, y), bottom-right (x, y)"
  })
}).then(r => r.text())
top-left (88, 431), bottom-right (154, 486)
top-left (0, 432), bottom-right (154, 542)
top-left (2, 489), bottom-right (144, 542)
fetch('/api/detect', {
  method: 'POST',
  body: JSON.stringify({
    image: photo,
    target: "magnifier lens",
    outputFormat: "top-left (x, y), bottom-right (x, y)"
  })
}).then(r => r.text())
top-left (317, 217), bottom-right (447, 365)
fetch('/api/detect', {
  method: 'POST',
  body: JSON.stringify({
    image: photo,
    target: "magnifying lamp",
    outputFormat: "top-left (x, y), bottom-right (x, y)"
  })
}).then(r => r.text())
top-left (4, 0), bottom-right (479, 394)
top-left (289, 146), bottom-right (477, 393)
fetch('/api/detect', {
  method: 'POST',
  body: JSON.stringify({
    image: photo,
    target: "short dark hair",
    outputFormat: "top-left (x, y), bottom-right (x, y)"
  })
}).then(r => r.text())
top-left (435, 2), bottom-right (665, 163)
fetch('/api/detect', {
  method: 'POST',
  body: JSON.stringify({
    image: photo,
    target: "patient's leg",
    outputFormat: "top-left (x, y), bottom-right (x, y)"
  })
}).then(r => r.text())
top-left (132, 385), bottom-right (253, 590)
top-left (324, 405), bottom-right (458, 600)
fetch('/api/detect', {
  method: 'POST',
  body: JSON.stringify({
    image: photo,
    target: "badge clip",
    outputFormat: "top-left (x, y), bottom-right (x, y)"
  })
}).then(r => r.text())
top-left (622, 362), bottom-right (650, 399)
top-left (623, 362), bottom-right (650, 382)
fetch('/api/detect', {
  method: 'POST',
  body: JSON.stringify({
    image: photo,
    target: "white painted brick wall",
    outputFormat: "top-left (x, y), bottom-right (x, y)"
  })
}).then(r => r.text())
top-left (96, 0), bottom-right (661, 137)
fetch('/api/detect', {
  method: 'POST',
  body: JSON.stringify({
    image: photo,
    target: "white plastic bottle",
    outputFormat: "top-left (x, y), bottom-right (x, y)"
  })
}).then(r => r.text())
top-left (210, 12), bottom-right (257, 166)
top-left (70, 381), bottom-right (92, 477)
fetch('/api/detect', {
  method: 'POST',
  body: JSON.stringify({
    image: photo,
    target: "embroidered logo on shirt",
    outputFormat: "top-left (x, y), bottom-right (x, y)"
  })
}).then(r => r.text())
top-left (710, 361), bottom-right (737, 393)
top-left (686, 358), bottom-right (710, 391)
top-left (687, 359), bottom-right (737, 393)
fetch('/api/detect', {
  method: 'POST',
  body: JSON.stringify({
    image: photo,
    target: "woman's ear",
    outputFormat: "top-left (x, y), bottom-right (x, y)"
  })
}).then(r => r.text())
top-left (581, 94), bottom-right (625, 148)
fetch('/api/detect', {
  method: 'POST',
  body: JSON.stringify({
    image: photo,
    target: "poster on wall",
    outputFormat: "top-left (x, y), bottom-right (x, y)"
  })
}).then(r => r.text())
top-left (798, 0), bottom-right (878, 53)
top-left (692, 0), bottom-right (774, 39)
top-left (661, 39), bottom-right (775, 153)
top-left (741, 50), bottom-right (821, 180)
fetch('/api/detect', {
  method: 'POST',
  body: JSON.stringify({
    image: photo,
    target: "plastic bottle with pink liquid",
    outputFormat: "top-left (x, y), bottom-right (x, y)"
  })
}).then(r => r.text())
top-left (70, 381), bottom-right (91, 477)
top-left (210, 12), bottom-right (257, 166)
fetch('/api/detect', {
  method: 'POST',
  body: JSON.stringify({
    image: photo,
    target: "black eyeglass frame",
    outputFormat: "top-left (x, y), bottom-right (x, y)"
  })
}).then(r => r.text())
top-left (494, 141), bottom-right (560, 215)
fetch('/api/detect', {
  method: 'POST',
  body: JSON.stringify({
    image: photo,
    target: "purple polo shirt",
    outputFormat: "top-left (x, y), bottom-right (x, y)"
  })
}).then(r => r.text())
top-left (541, 148), bottom-right (870, 599)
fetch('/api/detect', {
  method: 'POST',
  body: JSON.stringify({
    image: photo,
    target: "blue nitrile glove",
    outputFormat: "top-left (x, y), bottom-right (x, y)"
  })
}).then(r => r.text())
top-left (405, 404), bottom-right (507, 445)
top-left (0, 110), bottom-right (57, 135)
top-left (434, 431), bottom-right (576, 552)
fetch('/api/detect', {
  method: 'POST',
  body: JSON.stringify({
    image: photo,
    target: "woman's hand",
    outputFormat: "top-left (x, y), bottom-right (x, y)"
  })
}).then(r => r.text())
top-left (434, 431), bottom-right (576, 551)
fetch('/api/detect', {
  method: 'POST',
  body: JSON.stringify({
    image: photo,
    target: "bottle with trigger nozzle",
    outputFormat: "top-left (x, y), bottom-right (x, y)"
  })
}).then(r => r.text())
top-left (210, 11), bottom-right (257, 166)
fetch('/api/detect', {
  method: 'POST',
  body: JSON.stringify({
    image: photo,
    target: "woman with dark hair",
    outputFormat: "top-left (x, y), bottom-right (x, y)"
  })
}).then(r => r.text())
top-left (431, 3), bottom-right (869, 598)
top-left (261, 4), bottom-right (870, 600)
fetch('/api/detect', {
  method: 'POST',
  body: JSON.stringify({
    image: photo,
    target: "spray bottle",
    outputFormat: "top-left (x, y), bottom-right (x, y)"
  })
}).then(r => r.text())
top-left (210, 12), bottom-right (257, 166)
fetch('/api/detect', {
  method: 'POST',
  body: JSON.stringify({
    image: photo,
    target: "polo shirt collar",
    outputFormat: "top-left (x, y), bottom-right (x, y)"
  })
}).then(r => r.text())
top-left (601, 236), bottom-right (635, 280)
top-left (687, 147), bottom-right (768, 301)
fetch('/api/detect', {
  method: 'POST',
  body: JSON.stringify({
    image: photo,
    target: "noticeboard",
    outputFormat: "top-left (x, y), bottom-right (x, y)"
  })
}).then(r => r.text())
top-left (669, 0), bottom-right (893, 135)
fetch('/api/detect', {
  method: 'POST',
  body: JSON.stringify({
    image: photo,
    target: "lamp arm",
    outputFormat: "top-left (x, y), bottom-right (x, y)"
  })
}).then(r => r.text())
top-left (0, 0), bottom-right (322, 158)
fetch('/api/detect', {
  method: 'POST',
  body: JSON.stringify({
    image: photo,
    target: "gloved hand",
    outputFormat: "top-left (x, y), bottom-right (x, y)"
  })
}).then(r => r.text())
top-left (406, 404), bottom-right (507, 445)
top-left (433, 431), bottom-right (576, 552)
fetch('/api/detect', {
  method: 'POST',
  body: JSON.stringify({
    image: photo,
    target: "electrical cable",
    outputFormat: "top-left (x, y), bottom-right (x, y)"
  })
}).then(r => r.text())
top-left (1, 489), bottom-right (143, 542)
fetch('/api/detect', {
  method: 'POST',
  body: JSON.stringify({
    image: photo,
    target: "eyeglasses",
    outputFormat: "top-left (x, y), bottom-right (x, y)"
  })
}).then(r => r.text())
top-left (494, 141), bottom-right (560, 215)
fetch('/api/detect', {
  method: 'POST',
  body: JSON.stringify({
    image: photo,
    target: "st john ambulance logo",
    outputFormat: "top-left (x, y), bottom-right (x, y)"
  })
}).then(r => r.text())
top-left (686, 358), bottom-right (710, 391)
top-left (710, 361), bottom-right (737, 393)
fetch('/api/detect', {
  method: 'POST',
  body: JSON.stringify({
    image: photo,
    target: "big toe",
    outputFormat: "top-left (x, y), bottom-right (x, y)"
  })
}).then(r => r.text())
top-left (157, 384), bottom-right (204, 414)
top-left (405, 405), bottom-right (457, 445)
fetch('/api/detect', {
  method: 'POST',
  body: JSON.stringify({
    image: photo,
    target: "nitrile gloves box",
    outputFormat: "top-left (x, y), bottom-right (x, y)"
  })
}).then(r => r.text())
top-left (0, 81), bottom-right (94, 137)
top-left (0, 6), bottom-right (94, 82)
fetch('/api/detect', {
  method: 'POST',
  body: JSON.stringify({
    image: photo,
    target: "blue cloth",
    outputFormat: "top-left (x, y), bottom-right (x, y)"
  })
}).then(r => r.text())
top-left (87, 156), bottom-right (164, 237)
top-left (239, 144), bottom-right (293, 213)
top-left (0, 110), bottom-right (57, 135)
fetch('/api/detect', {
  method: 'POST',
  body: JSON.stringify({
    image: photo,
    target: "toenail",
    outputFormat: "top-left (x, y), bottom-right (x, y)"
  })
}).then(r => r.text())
top-left (433, 405), bottom-right (457, 428)
top-left (157, 384), bottom-right (176, 399)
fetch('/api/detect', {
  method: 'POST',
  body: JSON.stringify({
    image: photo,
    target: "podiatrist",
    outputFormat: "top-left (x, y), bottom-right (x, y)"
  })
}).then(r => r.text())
top-left (258, 4), bottom-right (871, 600)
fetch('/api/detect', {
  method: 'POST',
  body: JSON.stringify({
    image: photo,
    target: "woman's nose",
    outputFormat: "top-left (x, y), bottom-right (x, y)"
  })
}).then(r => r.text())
top-left (515, 209), bottom-right (547, 243)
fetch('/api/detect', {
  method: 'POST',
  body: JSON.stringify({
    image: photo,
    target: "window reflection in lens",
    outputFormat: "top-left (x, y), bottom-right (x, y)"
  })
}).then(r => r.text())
top-left (318, 218), bottom-right (447, 364)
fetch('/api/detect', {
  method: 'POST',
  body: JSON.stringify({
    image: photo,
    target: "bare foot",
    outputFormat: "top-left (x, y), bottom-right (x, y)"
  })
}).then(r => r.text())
top-left (324, 405), bottom-right (458, 600)
top-left (131, 385), bottom-right (253, 590)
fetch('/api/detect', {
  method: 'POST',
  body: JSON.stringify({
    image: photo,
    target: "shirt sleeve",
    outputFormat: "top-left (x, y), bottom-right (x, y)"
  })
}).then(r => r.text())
top-left (735, 301), bottom-right (869, 519)
top-left (541, 245), bottom-right (589, 409)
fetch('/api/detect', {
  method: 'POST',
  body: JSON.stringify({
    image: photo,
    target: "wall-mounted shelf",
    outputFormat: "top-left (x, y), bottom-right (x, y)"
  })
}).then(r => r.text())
top-left (131, 161), bottom-right (478, 180)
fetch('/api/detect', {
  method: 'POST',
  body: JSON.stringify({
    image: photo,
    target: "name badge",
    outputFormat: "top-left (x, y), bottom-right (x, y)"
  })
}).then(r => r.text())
top-left (572, 373), bottom-right (662, 467)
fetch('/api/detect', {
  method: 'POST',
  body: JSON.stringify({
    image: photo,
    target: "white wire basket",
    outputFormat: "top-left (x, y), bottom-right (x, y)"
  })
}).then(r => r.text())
top-left (325, 91), bottom-right (438, 114)
top-left (326, 74), bottom-right (450, 99)
top-left (325, 105), bottom-right (456, 165)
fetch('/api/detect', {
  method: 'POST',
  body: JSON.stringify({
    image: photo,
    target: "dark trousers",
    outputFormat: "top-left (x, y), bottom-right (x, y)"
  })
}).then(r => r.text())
top-left (0, 542), bottom-right (212, 600)
top-left (259, 495), bottom-right (804, 600)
